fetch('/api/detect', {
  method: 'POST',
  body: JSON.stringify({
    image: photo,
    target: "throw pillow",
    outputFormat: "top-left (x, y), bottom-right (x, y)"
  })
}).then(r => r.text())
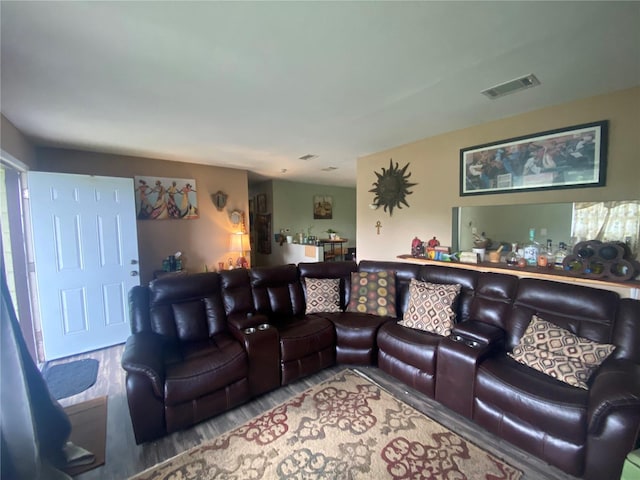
top-left (346, 270), bottom-right (397, 317)
top-left (509, 314), bottom-right (616, 389)
top-left (399, 279), bottom-right (461, 336)
top-left (304, 278), bottom-right (341, 314)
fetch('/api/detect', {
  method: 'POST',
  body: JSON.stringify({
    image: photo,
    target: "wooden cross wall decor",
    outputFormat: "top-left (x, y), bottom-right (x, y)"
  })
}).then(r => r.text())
top-left (375, 221), bottom-right (382, 235)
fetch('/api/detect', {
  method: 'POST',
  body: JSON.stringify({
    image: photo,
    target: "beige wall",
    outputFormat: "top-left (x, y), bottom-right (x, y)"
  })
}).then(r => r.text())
top-left (37, 148), bottom-right (249, 283)
top-left (1, 115), bottom-right (37, 168)
top-left (357, 86), bottom-right (640, 261)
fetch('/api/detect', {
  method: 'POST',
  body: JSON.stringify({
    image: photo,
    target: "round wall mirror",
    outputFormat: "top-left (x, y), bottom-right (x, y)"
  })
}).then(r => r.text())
top-left (229, 210), bottom-right (243, 226)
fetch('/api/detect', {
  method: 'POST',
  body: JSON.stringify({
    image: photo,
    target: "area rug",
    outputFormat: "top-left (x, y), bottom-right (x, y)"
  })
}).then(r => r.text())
top-left (63, 395), bottom-right (108, 476)
top-left (43, 358), bottom-right (99, 400)
top-left (131, 370), bottom-right (522, 480)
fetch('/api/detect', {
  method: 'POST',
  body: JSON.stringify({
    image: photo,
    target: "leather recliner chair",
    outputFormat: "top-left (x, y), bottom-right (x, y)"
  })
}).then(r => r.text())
top-left (122, 273), bottom-right (252, 444)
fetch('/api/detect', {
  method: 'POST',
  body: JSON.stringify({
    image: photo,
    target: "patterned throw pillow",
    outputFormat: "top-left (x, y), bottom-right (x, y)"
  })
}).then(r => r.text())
top-left (509, 314), bottom-right (616, 389)
top-left (346, 271), bottom-right (397, 317)
top-left (304, 278), bottom-right (342, 314)
top-left (399, 279), bottom-right (461, 336)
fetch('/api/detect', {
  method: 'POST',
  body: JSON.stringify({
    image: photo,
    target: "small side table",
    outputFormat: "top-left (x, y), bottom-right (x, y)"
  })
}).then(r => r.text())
top-left (319, 238), bottom-right (348, 261)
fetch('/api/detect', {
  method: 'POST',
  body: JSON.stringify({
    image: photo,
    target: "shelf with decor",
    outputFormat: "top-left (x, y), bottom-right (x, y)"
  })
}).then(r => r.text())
top-left (396, 254), bottom-right (640, 298)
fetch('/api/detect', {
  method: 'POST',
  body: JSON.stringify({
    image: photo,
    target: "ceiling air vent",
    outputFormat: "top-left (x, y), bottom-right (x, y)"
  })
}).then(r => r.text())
top-left (481, 74), bottom-right (540, 100)
top-left (299, 154), bottom-right (318, 161)
top-left (321, 166), bottom-right (338, 172)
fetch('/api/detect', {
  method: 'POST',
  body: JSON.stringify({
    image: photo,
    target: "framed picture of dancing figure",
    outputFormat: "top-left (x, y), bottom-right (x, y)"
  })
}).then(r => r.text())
top-left (134, 176), bottom-right (199, 220)
top-left (460, 120), bottom-right (608, 196)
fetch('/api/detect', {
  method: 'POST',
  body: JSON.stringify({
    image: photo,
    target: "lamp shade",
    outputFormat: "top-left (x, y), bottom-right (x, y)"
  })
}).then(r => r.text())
top-left (229, 232), bottom-right (244, 253)
top-left (241, 233), bottom-right (251, 252)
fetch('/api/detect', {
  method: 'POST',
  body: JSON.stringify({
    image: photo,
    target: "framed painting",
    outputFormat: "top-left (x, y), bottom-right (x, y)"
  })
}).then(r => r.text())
top-left (134, 176), bottom-right (198, 219)
top-left (313, 195), bottom-right (333, 219)
top-left (256, 214), bottom-right (271, 254)
top-left (257, 193), bottom-right (267, 213)
top-left (460, 120), bottom-right (608, 196)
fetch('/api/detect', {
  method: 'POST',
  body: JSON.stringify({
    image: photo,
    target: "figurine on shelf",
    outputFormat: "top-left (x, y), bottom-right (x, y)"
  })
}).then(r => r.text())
top-left (411, 237), bottom-right (424, 257)
top-left (427, 236), bottom-right (440, 248)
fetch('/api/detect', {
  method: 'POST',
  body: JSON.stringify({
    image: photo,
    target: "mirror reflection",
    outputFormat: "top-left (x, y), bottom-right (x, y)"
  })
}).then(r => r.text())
top-left (454, 200), bottom-right (639, 259)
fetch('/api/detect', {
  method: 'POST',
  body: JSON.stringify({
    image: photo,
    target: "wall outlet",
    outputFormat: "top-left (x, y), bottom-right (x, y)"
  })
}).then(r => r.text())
top-left (540, 228), bottom-right (547, 236)
top-left (471, 227), bottom-right (477, 234)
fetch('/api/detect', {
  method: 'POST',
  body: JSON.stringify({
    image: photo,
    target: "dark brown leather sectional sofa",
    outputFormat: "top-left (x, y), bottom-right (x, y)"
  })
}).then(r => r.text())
top-left (122, 260), bottom-right (640, 479)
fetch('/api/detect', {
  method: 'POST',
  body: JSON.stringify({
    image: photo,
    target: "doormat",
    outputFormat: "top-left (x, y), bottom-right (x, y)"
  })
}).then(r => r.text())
top-left (43, 358), bottom-right (99, 400)
top-left (130, 370), bottom-right (522, 480)
top-left (63, 396), bottom-right (108, 476)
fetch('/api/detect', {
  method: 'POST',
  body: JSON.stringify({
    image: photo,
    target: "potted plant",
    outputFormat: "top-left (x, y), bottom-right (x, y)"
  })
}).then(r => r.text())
top-left (326, 228), bottom-right (337, 240)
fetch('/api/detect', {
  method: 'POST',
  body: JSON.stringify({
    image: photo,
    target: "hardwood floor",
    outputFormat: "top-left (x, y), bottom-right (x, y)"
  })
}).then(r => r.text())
top-left (52, 345), bottom-right (578, 480)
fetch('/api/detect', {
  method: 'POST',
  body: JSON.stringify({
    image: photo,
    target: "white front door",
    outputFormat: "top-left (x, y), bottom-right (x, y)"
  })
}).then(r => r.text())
top-left (28, 172), bottom-right (139, 360)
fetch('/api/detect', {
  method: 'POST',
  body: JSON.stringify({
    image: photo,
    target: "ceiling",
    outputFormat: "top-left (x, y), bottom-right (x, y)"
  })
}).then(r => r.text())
top-left (1, 2), bottom-right (639, 187)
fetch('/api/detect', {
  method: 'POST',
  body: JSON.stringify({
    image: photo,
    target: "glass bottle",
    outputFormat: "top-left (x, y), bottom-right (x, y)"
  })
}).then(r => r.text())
top-left (538, 239), bottom-right (553, 269)
top-left (523, 228), bottom-right (540, 266)
top-left (554, 241), bottom-right (567, 270)
top-left (505, 242), bottom-right (519, 266)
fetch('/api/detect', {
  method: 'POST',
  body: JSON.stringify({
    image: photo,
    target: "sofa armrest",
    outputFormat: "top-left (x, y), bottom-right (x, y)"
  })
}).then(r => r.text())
top-left (588, 359), bottom-right (640, 434)
top-left (227, 312), bottom-right (270, 332)
top-left (121, 332), bottom-right (166, 398)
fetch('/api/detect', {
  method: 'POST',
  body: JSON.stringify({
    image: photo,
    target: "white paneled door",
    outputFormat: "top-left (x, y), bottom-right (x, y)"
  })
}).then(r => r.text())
top-left (28, 172), bottom-right (139, 360)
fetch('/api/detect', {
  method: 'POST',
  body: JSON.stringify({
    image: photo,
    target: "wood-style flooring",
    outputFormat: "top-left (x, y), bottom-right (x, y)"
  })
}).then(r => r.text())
top-left (52, 345), bottom-right (578, 480)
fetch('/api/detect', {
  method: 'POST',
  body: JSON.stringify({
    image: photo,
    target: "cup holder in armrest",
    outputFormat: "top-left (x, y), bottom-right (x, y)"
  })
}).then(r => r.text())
top-left (258, 323), bottom-right (270, 331)
top-left (244, 327), bottom-right (256, 335)
top-left (449, 334), bottom-right (482, 349)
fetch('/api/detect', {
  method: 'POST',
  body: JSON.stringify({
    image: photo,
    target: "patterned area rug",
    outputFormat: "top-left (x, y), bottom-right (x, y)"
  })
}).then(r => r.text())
top-left (131, 370), bottom-right (522, 480)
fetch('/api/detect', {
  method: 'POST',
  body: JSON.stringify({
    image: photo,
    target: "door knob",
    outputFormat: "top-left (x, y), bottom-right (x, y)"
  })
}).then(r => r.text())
top-left (131, 259), bottom-right (138, 264)
top-left (130, 271), bottom-right (139, 276)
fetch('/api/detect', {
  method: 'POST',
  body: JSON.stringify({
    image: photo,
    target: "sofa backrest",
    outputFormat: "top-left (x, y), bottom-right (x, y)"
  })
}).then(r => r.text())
top-left (219, 269), bottom-right (255, 317)
top-left (145, 272), bottom-right (227, 341)
top-left (250, 264), bottom-right (305, 320)
top-left (507, 278), bottom-right (621, 351)
top-left (613, 298), bottom-right (640, 362)
top-left (419, 265), bottom-right (481, 323)
top-left (298, 261), bottom-right (358, 310)
top-left (466, 272), bottom-right (519, 333)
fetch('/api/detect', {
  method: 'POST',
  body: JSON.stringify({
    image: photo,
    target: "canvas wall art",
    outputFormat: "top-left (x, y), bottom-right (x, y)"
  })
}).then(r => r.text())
top-left (313, 195), bottom-right (333, 219)
top-left (460, 120), bottom-right (608, 196)
top-left (134, 176), bottom-right (198, 220)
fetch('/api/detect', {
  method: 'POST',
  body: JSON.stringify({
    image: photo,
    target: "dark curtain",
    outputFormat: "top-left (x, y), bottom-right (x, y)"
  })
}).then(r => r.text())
top-left (1, 239), bottom-right (72, 479)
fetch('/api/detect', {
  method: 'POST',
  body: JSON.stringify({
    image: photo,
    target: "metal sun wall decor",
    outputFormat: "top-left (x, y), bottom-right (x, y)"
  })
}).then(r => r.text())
top-left (369, 159), bottom-right (417, 216)
top-left (135, 176), bottom-right (198, 220)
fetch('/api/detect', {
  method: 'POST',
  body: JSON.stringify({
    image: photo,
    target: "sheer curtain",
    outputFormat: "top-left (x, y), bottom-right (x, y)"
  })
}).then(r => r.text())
top-left (571, 201), bottom-right (639, 256)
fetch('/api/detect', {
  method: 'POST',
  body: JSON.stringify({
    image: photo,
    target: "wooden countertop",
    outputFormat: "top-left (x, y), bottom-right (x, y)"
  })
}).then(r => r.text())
top-left (396, 254), bottom-right (640, 291)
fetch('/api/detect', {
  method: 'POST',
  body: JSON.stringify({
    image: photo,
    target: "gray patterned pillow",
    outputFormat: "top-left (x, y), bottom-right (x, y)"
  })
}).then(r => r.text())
top-left (399, 279), bottom-right (461, 336)
top-left (509, 314), bottom-right (616, 389)
top-left (304, 278), bottom-right (341, 314)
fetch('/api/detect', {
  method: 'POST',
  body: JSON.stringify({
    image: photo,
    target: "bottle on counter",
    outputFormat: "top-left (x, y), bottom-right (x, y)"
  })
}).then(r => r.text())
top-left (505, 242), bottom-right (519, 266)
top-left (523, 228), bottom-right (540, 266)
top-left (538, 239), bottom-right (553, 268)
top-left (554, 241), bottom-right (567, 270)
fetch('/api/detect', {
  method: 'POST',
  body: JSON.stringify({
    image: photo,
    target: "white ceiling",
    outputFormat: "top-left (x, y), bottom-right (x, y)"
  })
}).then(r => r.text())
top-left (2, 1), bottom-right (639, 187)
